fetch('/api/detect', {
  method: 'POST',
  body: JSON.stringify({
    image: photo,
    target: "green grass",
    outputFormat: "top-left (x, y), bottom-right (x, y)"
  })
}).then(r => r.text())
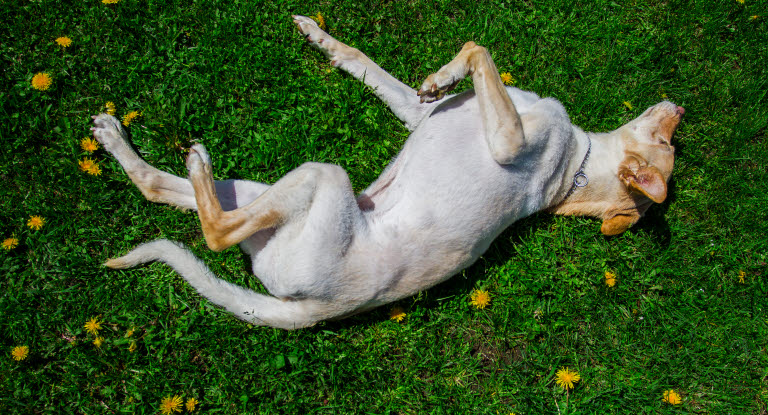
top-left (1, 0), bottom-right (767, 413)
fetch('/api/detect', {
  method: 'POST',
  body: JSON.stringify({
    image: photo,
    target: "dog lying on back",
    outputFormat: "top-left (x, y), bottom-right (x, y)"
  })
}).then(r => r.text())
top-left (92, 16), bottom-right (683, 329)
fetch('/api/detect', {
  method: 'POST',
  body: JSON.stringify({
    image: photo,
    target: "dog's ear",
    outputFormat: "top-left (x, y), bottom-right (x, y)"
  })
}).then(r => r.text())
top-left (618, 156), bottom-right (668, 203)
top-left (601, 211), bottom-right (641, 236)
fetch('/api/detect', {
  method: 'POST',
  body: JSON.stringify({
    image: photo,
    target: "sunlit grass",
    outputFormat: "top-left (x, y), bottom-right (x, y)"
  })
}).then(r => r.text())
top-left (1, 0), bottom-right (767, 413)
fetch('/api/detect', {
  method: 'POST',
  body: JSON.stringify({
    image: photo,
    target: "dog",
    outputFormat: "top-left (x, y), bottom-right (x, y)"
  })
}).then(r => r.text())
top-left (92, 16), bottom-right (683, 329)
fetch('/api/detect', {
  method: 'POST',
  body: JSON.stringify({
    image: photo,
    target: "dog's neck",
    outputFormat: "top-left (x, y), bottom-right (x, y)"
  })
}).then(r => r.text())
top-left (548, 127), bottom-right (594, 209)
top-left (548, 128), bottom-right (627, 218)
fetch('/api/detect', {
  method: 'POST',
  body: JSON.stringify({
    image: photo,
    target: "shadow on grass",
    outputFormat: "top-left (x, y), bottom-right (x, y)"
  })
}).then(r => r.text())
top-left (311, 195), bottom-right (674, 332)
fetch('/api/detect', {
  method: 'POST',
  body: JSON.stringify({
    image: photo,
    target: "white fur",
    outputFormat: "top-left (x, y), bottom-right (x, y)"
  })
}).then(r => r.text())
top-left (93, 16), bottom-right (675, 329)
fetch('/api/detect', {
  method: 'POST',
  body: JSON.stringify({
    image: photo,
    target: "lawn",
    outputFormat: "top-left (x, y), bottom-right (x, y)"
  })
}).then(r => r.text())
top-left (1, 0), bottom-right (767, 413)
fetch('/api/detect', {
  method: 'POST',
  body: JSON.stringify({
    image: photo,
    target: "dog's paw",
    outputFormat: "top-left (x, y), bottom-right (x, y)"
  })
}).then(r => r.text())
top-left (186, 143), bottom-right (212, 176)
top-left (293, 15), bottom-right (328, 45)
top-left (90, 113), bottom-right (126, 153)
top-left (292, 15), bottom-right (355, 67)
top-left (417, 71), bottom-right (462, 103)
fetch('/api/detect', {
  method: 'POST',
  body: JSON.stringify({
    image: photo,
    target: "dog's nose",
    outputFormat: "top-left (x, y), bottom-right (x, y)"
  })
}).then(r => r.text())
top-left (676, 106), bottom-right (685, 116)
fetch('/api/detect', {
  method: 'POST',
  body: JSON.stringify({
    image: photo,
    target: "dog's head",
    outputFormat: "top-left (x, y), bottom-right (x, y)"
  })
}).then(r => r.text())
top-left (551, 101), bottom-right (683, 235)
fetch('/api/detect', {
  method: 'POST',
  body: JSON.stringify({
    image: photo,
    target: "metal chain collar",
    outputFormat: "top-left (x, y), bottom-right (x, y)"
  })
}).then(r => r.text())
top-left (559, 135), bottom-right (592, 204)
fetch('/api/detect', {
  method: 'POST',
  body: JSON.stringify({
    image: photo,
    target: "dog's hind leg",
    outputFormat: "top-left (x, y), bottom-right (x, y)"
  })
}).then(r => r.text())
top-left (293, 15), bottom-right (429, 131)
top-left (416, 42), bottom-right (525, 165)
top-left (92, 114), bottom-right (269, 211)
top-left (186, 143), bottom-right (362, 253)
top-left (104, 239), bottom-right (342, 329)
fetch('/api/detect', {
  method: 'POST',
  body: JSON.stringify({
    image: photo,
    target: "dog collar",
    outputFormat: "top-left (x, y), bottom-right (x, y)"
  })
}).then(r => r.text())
top-left (559, 135), bottom-right (591, 203)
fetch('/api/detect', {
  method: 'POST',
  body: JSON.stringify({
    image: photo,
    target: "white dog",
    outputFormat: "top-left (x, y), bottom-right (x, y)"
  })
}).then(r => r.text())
top-left (92, 16), bottom-right (683, 329)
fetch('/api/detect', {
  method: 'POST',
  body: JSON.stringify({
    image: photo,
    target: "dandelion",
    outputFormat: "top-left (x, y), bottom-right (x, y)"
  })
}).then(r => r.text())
top-left (102, 0), bottom-right (119, 4)
top-left (185, 397), bottom-right (199, 411)
top-left (87, 163), bottom-right (102, 176)
top-left (11, 346), bottom-right (29, 361)
top-left (93, 337), bottom-right (104, 348)
top-left (125, 326), bottom-right (136, 337)
top-left (500, 72), bottom-right (515, 85)
top-left (604, 271), bottom-right (617, 287)
top-left (80, 137), bottom-right (99, 153)
top-left (31, 72), bottom-right (53, 91)
top-left (105, 101), bottom-right (117, 115)
top-left (389, 307), bottom-right (406, 322)
top-left (78, 157), bottom-right (99, 174)
top-left (738, 270), bottom-right (746, 284)
top-left (661, 92), bottom-right (668, 99)
top-left (160, 395), bottom-right (183, 414)
top-left (735, 0), bottom-right (744, 3)
top-left (312, 12), bottom-right (326, 30)
top-left (128, 341), bottom-right (137, 353)
top-left (2, 237), bottom-right (19, 250)
top-left (27, 215), bottom-right (45, 231)
top-left (555, 367), bottom-right (581, 390)
top-left (470, 289), bottom-right (491, 309)
top-left (122, 110), bottom-right (141, 127)
top-left (663, 389), bottom-right (681, 405)
top-left (623, 101), bottom-right (633, 110)
top-left (750, 15), bottom-right (759, 20)
top-left (84, 317), bottom-right (102, 335)
top-left (55, 37), bottom-right (72, 47)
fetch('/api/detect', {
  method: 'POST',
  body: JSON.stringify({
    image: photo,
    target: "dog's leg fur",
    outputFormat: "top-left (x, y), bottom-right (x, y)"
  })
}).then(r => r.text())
top-left (417, 42), bottom-right (525, 165)
top-left (187, 143), bottom-right (361, 252)
top-left (91, 114), bottom-right (270, 211)
top-left (293, 15), bottom-right (429, 131)
top-left (104, 239), bottom-right (330, 329)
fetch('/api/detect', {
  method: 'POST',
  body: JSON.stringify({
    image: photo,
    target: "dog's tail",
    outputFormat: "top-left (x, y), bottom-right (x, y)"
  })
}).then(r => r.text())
top-left (104, 239), bottom-right (328, 329)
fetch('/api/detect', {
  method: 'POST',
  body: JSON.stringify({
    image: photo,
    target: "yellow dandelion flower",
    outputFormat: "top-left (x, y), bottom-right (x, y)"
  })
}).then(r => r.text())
top-left (125, 327), bottom-right (136, 337)
top-left (623, 101), bottom-right (633, 110)
top-left (31, 72), bottom-right (53, 91)
top-left (11, 345), bottom-right (29, 361)
top-left (555, 367), bottom-right (581, 390)
top-left (102, 0), bottom-right (119, 4)
top-left (80, 137), bottom-right (100, 153)
top-left (735, 0), bottom-right (744, 4)
top-left (500, 72), bottom-right (515, 85)
top-left (750, 15), bottom-right (759, 20)
top-left (84, 317), bottom-right (102, 335)
top-left (661, 92), bottom-right (668, 99)
top-left (663, 389), bottom-right (681, 405)
top-left (185, 397), bottom-right (199, 411)
top-left (2, 237), bottom-right (19, 250)
top-left (27, 215), bottom-right (45, 231)
top-left (79, 157), bottom-right (97, 173)
top-left (389, 307), bottom-right (406, 322)
top-left (93, 337), bottom-right (104, 348)
top-left (55, 37), bottom-right (72, 47)
top-left (604, 271), bottom-right (617, 287)
top-left (128, 341), bottom-right (137, 353)
top-left (122, 110), bottom-right (141, 127)
top-left (105, 101), bottom-right (117, 115)
top-left (470, 289), bottom-right (491, 309)
top-left (738, 270), bottom-right (746, 284)
top-left (160, 395), bottom-right (183, 414)
top-left (87, 163), bottom-right (102, 176)
top-left (312, 12), bottom-right (326, 30)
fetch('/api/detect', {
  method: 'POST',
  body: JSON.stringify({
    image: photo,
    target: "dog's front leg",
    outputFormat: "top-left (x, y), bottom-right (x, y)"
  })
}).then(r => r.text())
top-left (293, 15), bottom-right (429, 131)
top-left (417, 42), bottom-right (524, 165)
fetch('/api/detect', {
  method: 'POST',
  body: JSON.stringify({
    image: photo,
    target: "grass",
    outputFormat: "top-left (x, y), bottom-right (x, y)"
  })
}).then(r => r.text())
top-left (1, 0), bottom-right (767, 413)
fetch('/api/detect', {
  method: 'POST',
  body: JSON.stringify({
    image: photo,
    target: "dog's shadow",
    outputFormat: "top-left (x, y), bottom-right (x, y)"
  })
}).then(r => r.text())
top-left (306, 192), bottom-right (674, 332)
